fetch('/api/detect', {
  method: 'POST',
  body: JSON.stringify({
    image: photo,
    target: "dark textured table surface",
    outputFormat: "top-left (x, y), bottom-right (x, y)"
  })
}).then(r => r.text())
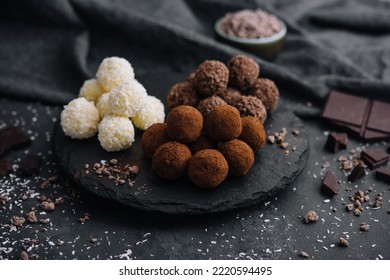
top-left (1, 0), bottom-right (390, 260)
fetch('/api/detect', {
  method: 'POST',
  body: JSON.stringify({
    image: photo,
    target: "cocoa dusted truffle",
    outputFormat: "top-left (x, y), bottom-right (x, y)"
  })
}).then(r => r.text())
top-left (167, 105), bottom-right (203, 143)
top-left (166, 81), bottom-right (199, 111)
top-left (236, 95), bottom-right (267, 123)
top-left (239, 116), bottom-right (266, 151)
top-left (189, 134), bottom-right (216, 154)
top-left (141, 123), bottom-right (170, 159)
top-left (219, 139), bottom-right (254, 176)
top-left (188, 149), bottom-right (228, 188)
top-left (204, 105), bottom-right (242, 142)
top-left (197, 96), bottom-right (227, 117)
top-left (247, 78), bottom-right (279, 111)
top-left (218, 87), bottom-right (242, 106)
top-left (227, 55), bottom-right (259, 91)
top-left (152, 141), bottom-right (192, 180)
top-left (194, 60), bottom-right (229, 97)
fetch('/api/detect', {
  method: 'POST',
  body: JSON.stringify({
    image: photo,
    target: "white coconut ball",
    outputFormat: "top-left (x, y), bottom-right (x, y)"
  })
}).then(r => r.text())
top-left (98, 115), bottom-right (135, 152)
top-left (96, 57), bottom-right (135, 91)
top-left (60, 97), bottom-right (100, 139)
top-left (78, 78), bottom-right (104, 103)
top-left (132, 96), bottom-right (165, 130)
top-left (109, 79), bottom-right (147, 118)
top-left (96, 93), bottom-right (111, 118)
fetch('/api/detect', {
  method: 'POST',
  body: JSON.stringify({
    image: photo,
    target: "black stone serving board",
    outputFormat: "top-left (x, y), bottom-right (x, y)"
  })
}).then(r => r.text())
top-left (53, 105), bottom-right (309, 215)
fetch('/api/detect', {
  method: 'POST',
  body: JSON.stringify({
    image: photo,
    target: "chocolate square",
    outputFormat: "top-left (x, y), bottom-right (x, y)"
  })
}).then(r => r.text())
top-left (361, 148), bottom-right (389, 169)
top-left (366, 101), bottom-right (390, 134)
top-left (376, 167), bottom-right (390, 184)
top-left (322, 91), bottom-right (370, 127)
top-left (321, 171), bottom-right (339, 196)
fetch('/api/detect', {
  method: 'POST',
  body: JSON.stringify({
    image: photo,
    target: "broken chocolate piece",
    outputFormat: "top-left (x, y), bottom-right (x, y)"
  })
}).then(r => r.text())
top-left (361, 148), bottom-right (389, 170)
top-left (321, 171), bottom-right (339, 196)
top-left (0, 159), bottom-right (13, 176)
top-left (18, 155), bottom-right (42, 175)
top-left (324, 132), bottom-right (348, 153)
top-left (304, 210), bottom-right (319, 223)
top-left (0, 127), bottom-right (31, 157)
top-left (360, 223), bottom-right (369, 232)
top-left (375, 167), bottom-right (390, 184)
top-left (321, 91), bottom-right (390, 140)
top-left (339, 237), bottom-right (349, 247)
top-left (348, 163), bottom-right (365, 182)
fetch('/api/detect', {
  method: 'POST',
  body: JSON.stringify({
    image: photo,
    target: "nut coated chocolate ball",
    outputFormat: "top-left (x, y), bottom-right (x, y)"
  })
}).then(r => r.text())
top-left (236, 95), bottom-right (267, 123)
top-left (247, 78), bottom-right (279, 111)
top-left (219, 139), bottom-right (254, 176)
top-left (167, 105), bottom-right (203, 144)
top-left (152, 141), bottom-right (192, 180)
top-left (227, 55), bottom-right (259, 91)
top-left (197, 96), bottom-right (227, 117)
top-left (188, 149), bottom-right (228, 188)
top-left (194, 60), bottom-right (229, 97)
top-left (141, 123), bottom-right (170, 159)
top-left (204, 105), bottom-right (242, 142)
top-left (239, 116), bottom-right (266, 151)
top-left (166, 81), bottom-right (199, 111)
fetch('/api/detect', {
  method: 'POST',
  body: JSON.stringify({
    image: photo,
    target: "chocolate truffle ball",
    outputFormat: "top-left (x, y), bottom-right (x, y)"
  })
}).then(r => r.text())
top-left (152, 141), bottom-right (192, 180)
top-left (141, 123), bottom-right (170, 159)
top-left (247, 78), bottom-right (279, 111)
top-left (218, 87), bottom-right (242, 106)
top-left (239, 116), bottom-right (266, 151)
top-left (194, 60), bottom-right (229, 97)
top-left (188, 149), bottom-right (228, 188)
top-left (166, 81), bottom-right (199, 111)
top-left (204, 105), bottom-right (242, 142)
top-left (219, 139), bottom-right (254, 176)
top-left (197, 96), bottom-right (227, 117)
top-left (236, 95), bottom-right (267, 123)
top-left (167, 105), bottom-right (203, 143)
top-left (227, 55), bottom-right (259, 91)
top-left (189, 134), bottom-right (216, 154)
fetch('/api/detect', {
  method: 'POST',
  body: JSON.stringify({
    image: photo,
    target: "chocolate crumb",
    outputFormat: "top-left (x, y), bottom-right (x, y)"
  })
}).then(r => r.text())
top-left (27, 211), bottom-right (37, 223)
top-left (360, 223), bottom-right (369, 232)
top-left (40, 201), bottom-right (55, 212)
top-left (339, 237), bottom-right (349, 247)
top-left (292, 129), bottom-right (300, 136)
top-left (12, 216), bottom-right (26, 227)
top-left (20, 251), bottom-right (29, 260)
top-left (346, 204), bottom-right (353, 212)
top-left (280, 142), bottom-right (288, 149)
top-left (304, 210), bottom-right (319, 224)
top-left (20, 193), bottom-right (28, 201)
top-left (110, 158), bottom-right (118, 165)
top-left (354, 208), bottom-right (362, 216)
top-left (90, 238), bottom-right (98, 244)
top-left (299, 251), bottom-right (309, 258)
top-left (268, 135), bottom-right (275, 144)
top-left (40, 180), bottom-right (50, 190)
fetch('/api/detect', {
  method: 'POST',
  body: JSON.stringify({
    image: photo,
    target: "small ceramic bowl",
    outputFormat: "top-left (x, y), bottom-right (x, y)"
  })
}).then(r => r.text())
top-left (214, 17), bottom-right (287, 60)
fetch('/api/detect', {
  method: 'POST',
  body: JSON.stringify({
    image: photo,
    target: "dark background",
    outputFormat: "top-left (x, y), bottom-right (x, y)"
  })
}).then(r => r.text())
top-left (1, 0), bottom-right (390, 259)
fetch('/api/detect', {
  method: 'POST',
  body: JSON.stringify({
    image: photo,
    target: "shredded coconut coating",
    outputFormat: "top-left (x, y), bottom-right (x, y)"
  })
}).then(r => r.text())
top-left (78, 78), bottom-right (104, 103)
top-left (60, 97), bottom-right (100, 139)
top-left (96, 57), bottom-right (135, 91)
top-left (132, 96), bottom-right (165, 131)
top-left (96, 93), bottom-right (111, 118)
top-left (98, 115), bottom-right (135, 152)
top-left (109, 79), bottom-right (148, 118)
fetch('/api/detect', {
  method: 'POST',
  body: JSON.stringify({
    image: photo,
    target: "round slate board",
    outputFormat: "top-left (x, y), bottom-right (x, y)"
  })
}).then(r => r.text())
top-left (53, 107), bottom-right (309, 215)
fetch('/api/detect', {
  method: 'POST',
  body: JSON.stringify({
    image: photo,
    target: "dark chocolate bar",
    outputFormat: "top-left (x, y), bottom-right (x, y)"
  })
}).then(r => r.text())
top-left (322, 91), bottom-right (390, 141)
top-left (321, 171), bottom-right (339, 196)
